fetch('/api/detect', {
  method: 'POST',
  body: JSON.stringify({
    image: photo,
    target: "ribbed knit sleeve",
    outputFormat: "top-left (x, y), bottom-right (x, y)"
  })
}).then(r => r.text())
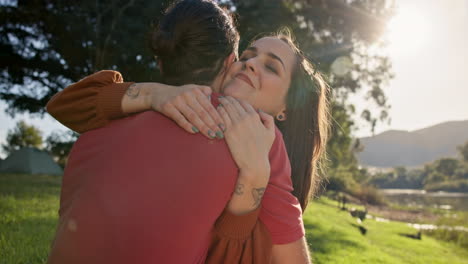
top-left (206, 207), bottom-right (272, 264)
top-left (46, 70), bottom-right (132, 133)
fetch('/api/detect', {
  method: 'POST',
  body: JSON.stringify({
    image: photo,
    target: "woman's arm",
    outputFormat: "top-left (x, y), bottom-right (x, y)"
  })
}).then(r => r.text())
top-left (217, 96), bottom-right (276, 215)
top-left (46, 71), bottom-right (130, 133)
top-left (271, 237), bottom-right (312, 264)
top-left (46, 70), bottom-right (224, 138)
top-left (123, 82), bottom-right (225, 138)
top-left (218, 96), bottom-right (312, 261)
top-left (207, 208), bottom-right (273, 264)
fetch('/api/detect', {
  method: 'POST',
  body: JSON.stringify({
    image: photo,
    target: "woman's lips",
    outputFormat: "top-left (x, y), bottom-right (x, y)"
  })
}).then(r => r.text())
top-left (235, 73), bottom-right (254, 88)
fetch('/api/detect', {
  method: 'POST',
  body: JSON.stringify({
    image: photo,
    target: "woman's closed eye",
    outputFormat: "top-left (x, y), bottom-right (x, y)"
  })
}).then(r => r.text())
top-left (239, 55), bottom-right (252, 62)
top-left (266, 64), bottom-right (278, 74)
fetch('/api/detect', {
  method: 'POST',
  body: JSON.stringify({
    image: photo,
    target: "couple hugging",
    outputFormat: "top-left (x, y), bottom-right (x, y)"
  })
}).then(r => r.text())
top-left (47, 0), bottom-right (330, 263)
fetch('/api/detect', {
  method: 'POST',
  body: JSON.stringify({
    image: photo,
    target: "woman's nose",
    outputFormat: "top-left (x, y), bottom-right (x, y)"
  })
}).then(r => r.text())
top-left (243, 58), bottom-right (256, 74)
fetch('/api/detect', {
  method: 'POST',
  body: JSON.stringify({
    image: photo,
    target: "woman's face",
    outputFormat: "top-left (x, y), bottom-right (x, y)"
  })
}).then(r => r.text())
top-left (221, 37), bottom-right (296, 115)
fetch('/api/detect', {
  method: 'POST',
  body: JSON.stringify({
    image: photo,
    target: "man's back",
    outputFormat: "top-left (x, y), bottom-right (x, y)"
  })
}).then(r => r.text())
top-left (49, 111), bottom-right (238, 263)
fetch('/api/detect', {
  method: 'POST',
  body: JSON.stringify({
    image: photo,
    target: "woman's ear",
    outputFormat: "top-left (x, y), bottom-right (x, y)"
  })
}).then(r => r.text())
top-left (276, 109), bottom-right (287, 121)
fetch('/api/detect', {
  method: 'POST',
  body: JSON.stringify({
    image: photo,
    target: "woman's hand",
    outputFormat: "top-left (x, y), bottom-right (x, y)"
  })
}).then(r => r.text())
top-left (149, 84), bottom-right (225, 139)
top-left (217, 96), bottom-right (276, 214)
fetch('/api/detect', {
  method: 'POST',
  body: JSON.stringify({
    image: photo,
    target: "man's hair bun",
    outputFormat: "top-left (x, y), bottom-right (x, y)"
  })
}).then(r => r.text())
top-left (151, 30), bottom-right (178, 57)
top-left (149, 0), bottom-right (239, 85)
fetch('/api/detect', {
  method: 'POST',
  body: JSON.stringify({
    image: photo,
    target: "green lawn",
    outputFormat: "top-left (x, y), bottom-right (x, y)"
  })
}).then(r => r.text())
top-left (0, 174), bottom-right (60, 264)
top-left (1, 173), bottom-right (467, 263)
top-left (305, 198), bottom-right (468, 264)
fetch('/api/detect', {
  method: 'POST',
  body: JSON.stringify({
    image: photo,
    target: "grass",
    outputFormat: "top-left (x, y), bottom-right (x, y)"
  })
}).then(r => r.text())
top-left (305, 198), bottom-right (468, 264)
top-left (0, 174), bottom-right (61, 264)
top-left (1, 173), bottom-right (467, 264)
top-left (384, 198), bottom-right (468, 248)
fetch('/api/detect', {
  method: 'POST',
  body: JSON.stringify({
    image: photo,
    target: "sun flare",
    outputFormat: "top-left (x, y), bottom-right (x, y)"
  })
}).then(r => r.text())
top-left (385, 7), bottom-right (430, 54)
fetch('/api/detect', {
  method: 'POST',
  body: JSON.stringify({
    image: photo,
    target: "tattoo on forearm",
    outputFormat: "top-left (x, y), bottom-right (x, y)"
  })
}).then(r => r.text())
top-left (252, 187), bottom-right (266, 208)
top-left (126, 83), bottom-right (140, 99)
top-left (234, 183), bottom-right (244, 195)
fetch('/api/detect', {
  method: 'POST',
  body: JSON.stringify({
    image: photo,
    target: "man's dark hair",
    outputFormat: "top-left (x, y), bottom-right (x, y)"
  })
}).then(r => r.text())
top-left (150, 0), bottom-right (239, 85)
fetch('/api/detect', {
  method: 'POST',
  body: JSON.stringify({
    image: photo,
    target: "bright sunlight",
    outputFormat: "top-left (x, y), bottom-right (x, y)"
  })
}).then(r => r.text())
top-left (385, 6), bottom-right (431, 55)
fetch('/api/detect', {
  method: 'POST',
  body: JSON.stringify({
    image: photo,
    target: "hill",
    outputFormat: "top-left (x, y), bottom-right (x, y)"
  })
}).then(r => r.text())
top-left (357, 120), bottom-right (468, 168)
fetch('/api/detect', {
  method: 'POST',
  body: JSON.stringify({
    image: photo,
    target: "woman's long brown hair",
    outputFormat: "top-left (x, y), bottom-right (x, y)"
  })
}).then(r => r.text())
top-left (272, 30), bottom-right (331, 211)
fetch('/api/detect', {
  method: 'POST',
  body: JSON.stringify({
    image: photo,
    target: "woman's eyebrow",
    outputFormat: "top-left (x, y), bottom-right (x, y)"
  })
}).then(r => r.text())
top-left (245, 47), bottom-right (257, 53)
top-left (246, 46), bottom-right (285, 70)
top-left (267, 52), bottom-right (285, 71)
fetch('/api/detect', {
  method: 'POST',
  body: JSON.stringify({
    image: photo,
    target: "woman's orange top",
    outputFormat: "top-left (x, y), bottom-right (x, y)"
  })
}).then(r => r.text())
top-left (46, 70), bottom-right (272, 263)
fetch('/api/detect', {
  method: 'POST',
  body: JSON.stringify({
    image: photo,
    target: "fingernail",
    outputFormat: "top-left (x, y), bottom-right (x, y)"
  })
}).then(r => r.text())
top-left (207, 95), bottom-right (211, 100)
top-left (218, 103), bottom-right (223, 107)
top-left (192, 126), bottom-right (199, 133)
top-left (208, 130), bottom-right (216, 139)
top-left (218, 123), bottom-right (226, 131)
top-left (218, 96), bottom-right (225, 98)
top-left (215, 131), bottom-right (224, 139)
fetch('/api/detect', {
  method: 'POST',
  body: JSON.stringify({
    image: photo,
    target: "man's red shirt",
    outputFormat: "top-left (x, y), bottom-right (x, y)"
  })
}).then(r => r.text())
top-left (49, 96), bottom-right (304, 263)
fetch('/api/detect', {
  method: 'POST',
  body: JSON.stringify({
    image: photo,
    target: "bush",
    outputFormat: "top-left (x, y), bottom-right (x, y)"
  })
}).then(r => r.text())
top-left (424, 180), bottom-right (468, 192)
top-left (349, 185), bottom-right (387, 206)
top-left (424, 229), bottom-right (468, 249)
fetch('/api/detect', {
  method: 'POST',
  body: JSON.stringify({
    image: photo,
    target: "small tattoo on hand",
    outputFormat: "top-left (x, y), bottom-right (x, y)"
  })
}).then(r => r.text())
top-left (252, 187), bottom-right (266, 208)
top-left (234, 183), bottom-right (244, 195)
top-left (126, 83), bottom-right (140, 99)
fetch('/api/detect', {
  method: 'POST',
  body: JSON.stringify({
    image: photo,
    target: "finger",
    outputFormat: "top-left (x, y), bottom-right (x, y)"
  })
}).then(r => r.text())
top-left (219, 97), bottom-right (241, 122)
top-left (194, 92), bottom-right (225, 133)
top-left (259, 111), bottom-right (275, 131)
top-left (177, 103), bottom-right (215, 139)
top-left (225, 96), bottom-right (247, 117)
top-left (217, 104), bottom-right (232, 130)
top-left (197, 85), bottom-right (212, 97)
top-left (162, 104), bottom-right (198, 134)
top-left (186, 94), bottom-right (222, 136)
top-left (237, 99), bottom-right (256, 114)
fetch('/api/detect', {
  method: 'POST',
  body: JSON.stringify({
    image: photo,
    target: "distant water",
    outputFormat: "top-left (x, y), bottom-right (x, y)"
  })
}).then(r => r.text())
top-left (381, 189), bottom-right (468, 211)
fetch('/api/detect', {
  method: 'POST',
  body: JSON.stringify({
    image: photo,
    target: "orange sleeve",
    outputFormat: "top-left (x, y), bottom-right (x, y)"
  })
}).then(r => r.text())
top-left (206, 207), bottom-right (272, 264)
top-left (46, 70), bottom-right (134, 133)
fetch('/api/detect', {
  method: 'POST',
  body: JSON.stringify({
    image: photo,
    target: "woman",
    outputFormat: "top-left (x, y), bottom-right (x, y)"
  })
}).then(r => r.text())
top-left (47, 0), bottom-right (330, 262)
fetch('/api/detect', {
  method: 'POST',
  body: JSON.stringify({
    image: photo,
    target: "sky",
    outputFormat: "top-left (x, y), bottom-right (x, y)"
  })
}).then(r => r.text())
top-left (1, 0), bottom-right (468, 158)
top-left (351, 0), bottom-right (468, 137)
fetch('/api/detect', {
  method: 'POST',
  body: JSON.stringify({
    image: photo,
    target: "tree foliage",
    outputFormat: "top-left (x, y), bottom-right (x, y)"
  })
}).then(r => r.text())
top-left (2, 120), bottom-right (43, 155)
top-left (45, 130), bottom-right (78, 168)
top-left (458, 141), bottom-right (468, 162)
top-left (1, 0), bottom-right (394, 121)
top-left (1, 0), bottom-right (170, 115)
top-left (369, 142), bottom-right (468, 192)
top-left (1, 0), bottom-right (396, 188)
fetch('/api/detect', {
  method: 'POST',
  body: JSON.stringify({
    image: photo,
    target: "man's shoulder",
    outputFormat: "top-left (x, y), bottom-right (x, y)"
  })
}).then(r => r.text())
top-left (97, 111), bottom-right (184, 136)
top-left (70, 110), bottom-right (237, 172)
top-left (79, 110), bottom-right (230, 153)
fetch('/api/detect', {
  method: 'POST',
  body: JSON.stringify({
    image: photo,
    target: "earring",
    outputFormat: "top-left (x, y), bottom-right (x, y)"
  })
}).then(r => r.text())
top-left (276, 113), bottom-right (286, 121)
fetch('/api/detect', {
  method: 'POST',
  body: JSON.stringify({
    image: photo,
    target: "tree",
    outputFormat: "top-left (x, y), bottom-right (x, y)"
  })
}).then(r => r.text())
top-left (2, 120), bottom-right (43, 155)
top-left (458, 141), bottom-right (468, 162)
top-left (45, 131), bottom-right (78, 168)
top-left (1, 0), bottom-right (396, 193)
top-left (1, 0), bottom-right (170, 116)
top-left (1, 0), bottom-right (394, 125)
top-left (433, 158), bottom-right (459, 178)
